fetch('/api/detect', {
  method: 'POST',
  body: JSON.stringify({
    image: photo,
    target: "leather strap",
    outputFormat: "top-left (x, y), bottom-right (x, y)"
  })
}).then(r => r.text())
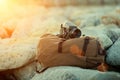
top-left (36, 67), bottom-right (48, 73)
top-left (58, 39), bottom-right (66, 53)
top-left (82, 36), bottom-right (90, 56)
top-left (97, 41), bottom-right (106, 55)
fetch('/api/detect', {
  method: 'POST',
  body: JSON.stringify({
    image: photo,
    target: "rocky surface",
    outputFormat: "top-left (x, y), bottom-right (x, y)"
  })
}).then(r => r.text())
top-left (31, 66), bottom-right (120, 80)
top-left (106, 37), bottom-right (120, 66)
top-left (81, 26), bottom-right (113, 49)
top-left (13, 62), bottom-right (37, 80)
top-left (0, 37), bottom-right (39, 71)
top-left (15, 0), bottom-right (120, 6)
top-left (0, 3), bottom-right (120, 80)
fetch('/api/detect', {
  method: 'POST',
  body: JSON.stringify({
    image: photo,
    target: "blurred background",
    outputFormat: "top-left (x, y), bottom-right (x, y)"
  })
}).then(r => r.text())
top-left (0, 0), bottom-right (120, 39)
top-left (7, 0), bottom-right (120, 6)
top-left (0, 0), bottom-right (120, 7)
top-left (0, 1), bottom-right (120, 80)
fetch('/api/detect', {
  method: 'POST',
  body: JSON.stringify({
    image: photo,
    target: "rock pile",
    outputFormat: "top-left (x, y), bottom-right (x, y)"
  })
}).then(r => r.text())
top-left (0, 4), bottom-right (120, 80)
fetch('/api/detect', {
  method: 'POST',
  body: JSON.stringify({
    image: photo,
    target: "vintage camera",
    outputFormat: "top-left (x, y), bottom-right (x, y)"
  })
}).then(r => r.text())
top-left (57, 23), bottom-right (81, 39)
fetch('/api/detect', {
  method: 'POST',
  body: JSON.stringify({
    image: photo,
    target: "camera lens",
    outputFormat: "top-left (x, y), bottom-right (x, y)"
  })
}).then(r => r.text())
top-left (70, 28), bottom-right (81, 38)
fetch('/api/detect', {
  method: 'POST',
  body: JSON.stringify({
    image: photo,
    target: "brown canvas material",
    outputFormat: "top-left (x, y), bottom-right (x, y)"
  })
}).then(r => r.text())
top-left (37, 34), bottom-right (105, 69)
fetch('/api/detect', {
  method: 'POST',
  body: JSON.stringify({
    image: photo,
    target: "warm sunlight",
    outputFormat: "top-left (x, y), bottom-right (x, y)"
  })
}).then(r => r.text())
top-left (0, 0), bottom-right (9, 11)
top-left (0, 0), bottom-right (7, 5)
top-left (0, 0), bottom-right (16, 8)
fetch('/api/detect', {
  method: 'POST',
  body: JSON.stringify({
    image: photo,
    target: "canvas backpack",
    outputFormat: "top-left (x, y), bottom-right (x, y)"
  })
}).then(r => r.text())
top-left (36, 34), bottom-right (106, 72)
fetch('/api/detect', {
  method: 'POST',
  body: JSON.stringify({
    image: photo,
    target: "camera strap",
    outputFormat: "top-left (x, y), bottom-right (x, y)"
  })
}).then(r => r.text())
top-left (58, 39), bottom-right (66, 53)
top-left (81, 36), bottom-right (90, 56)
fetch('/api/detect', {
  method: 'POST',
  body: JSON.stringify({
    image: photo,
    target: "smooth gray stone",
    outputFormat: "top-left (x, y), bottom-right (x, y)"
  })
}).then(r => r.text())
top-left (105, 28), bottom-right (120, 42)
top-left (81, 26), bottom-right (113, 49)
top-left (31, 66), bottom-right (120, 80)
top-left (13, 62), bottom-right (37, 80)
top-left (106, 37), bottom-right (120, 66)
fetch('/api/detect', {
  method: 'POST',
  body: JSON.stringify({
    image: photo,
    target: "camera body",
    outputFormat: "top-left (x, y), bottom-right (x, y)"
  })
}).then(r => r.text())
top-left (58, 24), bottom-right (81, 39)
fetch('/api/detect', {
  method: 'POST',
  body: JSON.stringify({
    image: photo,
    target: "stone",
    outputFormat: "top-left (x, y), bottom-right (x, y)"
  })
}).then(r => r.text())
top-left (89, 0), bottom-right (102, 5)
top-left (26, 0), bottom-right (120, 6)
top-left (30, 16), bottom-right (68, 37)
top-left (106, 37), bottom-right (120, 66)
top-left (0, 37), bottom-right (39, 71)
top-left (13, 62), bottom-right (37, 80)
top-left (101, 14), bottom-right (120, 27)
top-left (71, 12), bottom-right (106, 28)
top-left (0, 5), bottom-right (120, 80)
top-left (93, 72), bottom-right (120, 80)
top-left (105, 26), bottom-right (120, 42)
top-left (80, 15), bottom-right (101, 28)
top-left (81, 26), bottom-right (113, 49)
top-left (104, 0), bottom-right (117, 5)
top-left (31, 66), bottom-right (120, 80)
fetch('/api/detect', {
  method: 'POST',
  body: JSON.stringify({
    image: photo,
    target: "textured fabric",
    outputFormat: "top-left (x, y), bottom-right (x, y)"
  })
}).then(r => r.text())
top-left (37, 34), bottom-right (105, 69)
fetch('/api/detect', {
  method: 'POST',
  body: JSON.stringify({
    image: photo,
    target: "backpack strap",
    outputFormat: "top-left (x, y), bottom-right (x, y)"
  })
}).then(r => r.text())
top-left (81, 36), bottom-right (90, 56)
top-left (97, 41), bottom-right (106, 55)
top-left (58, 36), bottom-right (90, 54)
top-left (58, 39), bottom-right (66, 53)
top-left (36, 67), bottom-right (48, 73)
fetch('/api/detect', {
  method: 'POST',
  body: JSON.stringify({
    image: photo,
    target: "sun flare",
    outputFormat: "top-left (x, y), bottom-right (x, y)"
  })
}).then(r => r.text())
top-left (0, 0), bottom-right (7, 5)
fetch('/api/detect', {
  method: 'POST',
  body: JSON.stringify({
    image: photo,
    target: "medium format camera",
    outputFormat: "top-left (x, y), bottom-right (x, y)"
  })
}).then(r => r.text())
top-left (58, 23), bottom-right (81, 39)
